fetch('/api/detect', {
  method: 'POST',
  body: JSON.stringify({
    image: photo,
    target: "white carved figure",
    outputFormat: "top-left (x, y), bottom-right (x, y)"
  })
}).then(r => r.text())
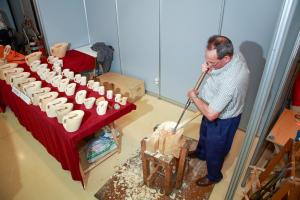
top-left (9, 72), bottom-right (30, 86)
top-left (114, 93), bottom-right (121, 103)
top-left (58, 78), bottom-right (70, 92)
top-left (55, 103), bottom-right (73, 124)
top-left (29, 60), bottom-right (41, 72)
top-left (25, 51), bottom-right (42, 66)
top-left (38, 91), bottom-right (59, 112)
top-left (92, 81), bottom-right (100, 92)
top-left (96, 100), bottom-right (108, 115)
top-left (62, 110), bottom-right (85, 132)
top-left (106, 90), bottom-right (113, 99)
top-left (31, 87), bottom-right (51, 105)
top-left (23, 81), bottom-right (42, 97)
top-left (80, 76), bottom-right (87, 86)
top-left (46, 97), bottom-right (68, 118)
top-left (83, 97), bottom-right (96, 109)
top-left (75, 90), bottom-right (87, 104)
top-left (51, 75), bottom-right (62, 87)
top-left (98, 86), bottom-right (105, 95)
top-left (65, 83), bottom-right (76, 96)
top-left (87, 80), bottom-right (94, 89)
top-left (50, 42), bottom-right (69, 58)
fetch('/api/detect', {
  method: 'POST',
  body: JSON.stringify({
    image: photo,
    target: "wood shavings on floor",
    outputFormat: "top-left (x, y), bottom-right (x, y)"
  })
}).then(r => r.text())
top-left (95, 140), bottom-right (215, 200)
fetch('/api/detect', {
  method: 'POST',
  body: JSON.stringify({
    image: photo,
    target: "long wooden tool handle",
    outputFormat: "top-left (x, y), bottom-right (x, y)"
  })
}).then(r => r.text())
top-left (173, 70), bottom-right (208, 131)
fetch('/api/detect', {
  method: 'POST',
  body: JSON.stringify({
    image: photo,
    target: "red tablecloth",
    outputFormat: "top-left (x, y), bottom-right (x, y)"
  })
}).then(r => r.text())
top-left (62, 50), bottom-right (96, 73)
top-left (0, 62), bottom-right (136, 185)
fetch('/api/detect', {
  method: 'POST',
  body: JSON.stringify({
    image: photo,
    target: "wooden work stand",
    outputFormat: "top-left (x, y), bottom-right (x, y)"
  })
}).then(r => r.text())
top-left (244, 139), bottom-right (300, 199)
top-left (79, 122), bottom-right (122, 187)
top-left (140, 138), bottom-right (188, 195)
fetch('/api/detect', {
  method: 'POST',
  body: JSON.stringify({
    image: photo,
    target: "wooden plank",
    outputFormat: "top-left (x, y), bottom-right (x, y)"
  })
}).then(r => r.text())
top-left (175, 146), bottom-right (188, 188)
top-left (267, 109), bottom-right (299, 146)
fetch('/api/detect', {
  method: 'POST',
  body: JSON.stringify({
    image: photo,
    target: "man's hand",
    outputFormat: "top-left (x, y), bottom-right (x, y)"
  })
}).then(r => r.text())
top-left (187, 89), bottom-right (199, 99)
top-left (202, 63), bottom-right (213, 73)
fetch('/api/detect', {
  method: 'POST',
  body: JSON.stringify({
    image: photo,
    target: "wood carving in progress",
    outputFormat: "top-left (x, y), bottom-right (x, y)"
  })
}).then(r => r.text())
top-left (144, 121), bottom-right (185, 158)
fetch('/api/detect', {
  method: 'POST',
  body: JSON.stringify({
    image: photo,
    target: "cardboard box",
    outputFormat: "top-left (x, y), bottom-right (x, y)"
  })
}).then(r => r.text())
top-left (97, 72), bottom-right (145, 102)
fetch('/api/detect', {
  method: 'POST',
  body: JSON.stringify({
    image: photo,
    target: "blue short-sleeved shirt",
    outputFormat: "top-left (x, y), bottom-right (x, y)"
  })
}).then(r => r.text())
top-left (200, 52), bottom-right (250, 119)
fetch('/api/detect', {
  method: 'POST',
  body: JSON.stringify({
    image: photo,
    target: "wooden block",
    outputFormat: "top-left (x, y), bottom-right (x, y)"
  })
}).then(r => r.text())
top-left (267, 109), bottom-right (299, 146)
top-left (97, 72), bottom-right (145, 102)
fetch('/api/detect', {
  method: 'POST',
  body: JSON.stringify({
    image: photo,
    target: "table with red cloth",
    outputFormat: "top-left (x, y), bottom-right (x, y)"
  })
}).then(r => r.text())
top-left (0, 62), bottom-right (136, 185)
top-left (61, 49), bottom-right (96, 73)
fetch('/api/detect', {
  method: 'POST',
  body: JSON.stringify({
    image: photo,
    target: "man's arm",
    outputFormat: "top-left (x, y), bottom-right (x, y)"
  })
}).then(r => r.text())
top-left (187, 89), bottom-right (220, 121)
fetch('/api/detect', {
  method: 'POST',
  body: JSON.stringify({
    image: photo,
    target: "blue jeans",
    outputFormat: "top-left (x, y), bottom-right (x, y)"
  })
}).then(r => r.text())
top-left (195, 114), bottom-right (241, 182)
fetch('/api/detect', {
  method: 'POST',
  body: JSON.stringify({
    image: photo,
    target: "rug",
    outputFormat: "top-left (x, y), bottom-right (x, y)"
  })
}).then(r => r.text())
top-left (95, 140), bottom-right (215, 200)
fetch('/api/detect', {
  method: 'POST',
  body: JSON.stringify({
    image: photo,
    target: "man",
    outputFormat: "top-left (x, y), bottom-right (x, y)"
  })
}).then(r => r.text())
top-left (187, 35), bottom-right (249, 186)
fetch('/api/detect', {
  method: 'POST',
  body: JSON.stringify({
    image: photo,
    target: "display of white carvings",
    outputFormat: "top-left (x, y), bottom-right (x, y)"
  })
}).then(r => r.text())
top-left (120, 97), bottom-right (128, 106)
top-left (25, 51), bottom-right (42, 66)
top-left (87, 80), bottom-right (94, 89)
top-left (50, 42), bottom-right (69, 58)
top-left (62, 68), bottom-right (70, 77)
top-left (47, 55), bottom-right (59, 64)
top-left (114, 93), bottom-right (121, 103)
top-left (0, 63), bottom-right (18, 80)
top-left (80, 76), bottom-right (87, 86)
top-left (31, 87), bottom-right (51, 105)
top-left (36, 64), bottom-right (48, 77)
top-left (53, 59), bottom-right (63, 67)
top-left (55, 103), bottom-right (73, 124)
top-left (74, 74), bottom-right (81, 83)
top-left (96, 100), bottom-right (108, 115)
top-left (39, 68), bottom-right (50, 80)
top-left (46, 97), bottom-right (68, 118)
top-left (92, 81), bottom-right (100, 92)
top-left (98, 86), bottom-right (105, 95)
top-left (51, 75), bottom-right (62, 87)
top-left (58, 78), bottom-right (69, 92)
top-left (29, 60), bottom-right (41, 71)
top-left (17, 77), bottom-right (36, 90)
top-left (2, 67), bottom-right (24, 81)
top-left (38, 91), bottom-right (59, 111)
top-left (65, 83), bottom-right (76, 96)
top-left (106, 90), bottom-right (113, 99)
top-left (52, 63), bottom-right (62, 74)
top-left (9, 72), bottom-right (30, 86)
top-left (67, 71), bottom-right (74, 80)
top-left (0, 62), bottom-right (18, 70)
top-left (83, 97), bottom-right (95, 109)
top-left (23, 81), bottom-right (42, 97)
top-left (75, 90), bottom-right (87, 104)
top-left (45, 71), bottom-right (56, 83)
top-left (62, 110), bottom-right (84, 132)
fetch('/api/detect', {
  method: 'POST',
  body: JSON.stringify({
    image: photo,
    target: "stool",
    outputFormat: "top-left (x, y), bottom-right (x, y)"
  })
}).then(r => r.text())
top-left (141, 138), bottom-right (188, 195)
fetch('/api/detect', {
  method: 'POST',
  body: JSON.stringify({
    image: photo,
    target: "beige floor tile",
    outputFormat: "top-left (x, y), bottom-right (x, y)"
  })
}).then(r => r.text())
top-left (0, 94), bottom-right (248, 200)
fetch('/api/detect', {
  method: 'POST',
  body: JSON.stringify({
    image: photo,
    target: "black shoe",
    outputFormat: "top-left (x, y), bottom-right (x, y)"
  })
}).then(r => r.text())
top-left (188, 151), bottom-right (205, 160)
top-left (196, 175), bottom-right (220, 187)
top-left (188, 150), bottom-right (199, 158)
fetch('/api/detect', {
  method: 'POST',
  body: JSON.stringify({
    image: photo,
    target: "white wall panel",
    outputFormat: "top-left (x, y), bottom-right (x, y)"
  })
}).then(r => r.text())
top-left (84, 0), bottom-right (121, 72)
top-left (160, 0), bottom-right (223, 104)
top-left (35, 0), bottom-right (89, 50)
top-left (117, 0), bottom-right (159, 93)
top-left (222, 0), bottom-right (283, 129)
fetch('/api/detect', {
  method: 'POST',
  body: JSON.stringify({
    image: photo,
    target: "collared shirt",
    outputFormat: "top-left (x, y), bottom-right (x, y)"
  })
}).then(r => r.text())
top-left (200, 52), bottom-right (250, 119)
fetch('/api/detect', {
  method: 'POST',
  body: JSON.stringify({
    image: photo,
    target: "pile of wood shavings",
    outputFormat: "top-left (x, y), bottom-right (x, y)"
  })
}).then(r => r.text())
top-left (112, 154), bottom-right (165, 200)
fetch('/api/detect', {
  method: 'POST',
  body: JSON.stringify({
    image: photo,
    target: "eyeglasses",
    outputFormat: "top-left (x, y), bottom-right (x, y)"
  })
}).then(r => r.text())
top-left (206, 60), bottom-right (220, 67)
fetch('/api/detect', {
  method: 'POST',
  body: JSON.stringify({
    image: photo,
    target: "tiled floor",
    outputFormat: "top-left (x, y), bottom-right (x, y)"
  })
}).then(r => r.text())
top-left (0, 94), bottom-right (249, 200)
